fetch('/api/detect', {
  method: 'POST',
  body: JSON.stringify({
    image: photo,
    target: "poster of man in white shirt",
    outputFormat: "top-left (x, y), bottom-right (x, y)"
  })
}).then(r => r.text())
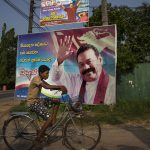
top-left (49, 25), bottom-right (117, 105)
top-left (15, 25), bottom-right (116, 105)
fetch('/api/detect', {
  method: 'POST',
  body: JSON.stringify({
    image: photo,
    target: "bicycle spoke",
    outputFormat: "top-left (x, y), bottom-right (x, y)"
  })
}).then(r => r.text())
top-left (64, 116), bottom-right (101, 150)
top-left (3, 115), bottom-right (37, 150)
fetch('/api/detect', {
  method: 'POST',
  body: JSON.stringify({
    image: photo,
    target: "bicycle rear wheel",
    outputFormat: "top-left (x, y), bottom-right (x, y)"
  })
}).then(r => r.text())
top-left (3, 115), bottom-right (38, 150)
top-left (64, 114), bottom-right (101, 150)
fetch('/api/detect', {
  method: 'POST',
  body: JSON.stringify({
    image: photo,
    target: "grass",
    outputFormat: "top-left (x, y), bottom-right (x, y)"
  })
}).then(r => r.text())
top-left (10, 99), bottom-right (150, 125)
top-left (83, 99), bottom-right (150, 124)
top-left (11, 101), bottom-right (29, 112)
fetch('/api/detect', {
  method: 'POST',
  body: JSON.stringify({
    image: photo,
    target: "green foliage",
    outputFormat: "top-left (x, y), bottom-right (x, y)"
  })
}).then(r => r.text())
top-left (116, 44), bottom-right (137, 82)
top-left (83, 99), bottom-right (150, 124)
top-left (11, 99), bottom-right (150, 125)
top-left (0, 23), bottom-right (17, 89)
top-left (89, 3), bottom-right (150, 81)
top-left (11, 101), bottom-right (28, 112)
top-left (89, 6), bottom-right (102, 26)
top-left (115, 99), bottom-right (150, 115)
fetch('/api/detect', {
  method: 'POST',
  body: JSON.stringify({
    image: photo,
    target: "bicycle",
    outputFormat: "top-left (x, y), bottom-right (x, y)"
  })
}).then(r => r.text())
top-left (2, 95), bottom-right (101, 150)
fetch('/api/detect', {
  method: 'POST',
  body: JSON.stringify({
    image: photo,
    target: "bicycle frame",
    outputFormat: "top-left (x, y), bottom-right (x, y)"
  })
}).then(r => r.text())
top-left (41, 99), bottom-right (80, 138)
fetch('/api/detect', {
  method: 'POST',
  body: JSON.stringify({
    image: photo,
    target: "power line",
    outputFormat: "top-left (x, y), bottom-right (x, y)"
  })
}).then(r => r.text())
top-left (3, 0), bottom-right (46, 32)
top-left (3, 0), bottom-right (99, 33)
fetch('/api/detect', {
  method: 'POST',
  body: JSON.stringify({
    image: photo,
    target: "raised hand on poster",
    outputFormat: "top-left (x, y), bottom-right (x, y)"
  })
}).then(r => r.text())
top-left (57, 36), bottom-right (74, 65)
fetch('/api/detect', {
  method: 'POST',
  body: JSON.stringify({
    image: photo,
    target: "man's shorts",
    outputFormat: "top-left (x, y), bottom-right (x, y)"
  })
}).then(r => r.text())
top-left (28, 98), bottom-right (60, 120)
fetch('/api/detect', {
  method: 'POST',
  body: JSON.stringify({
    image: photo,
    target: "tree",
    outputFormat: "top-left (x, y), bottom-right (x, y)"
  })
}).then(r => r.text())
top-left (89, 3), bottom-right (150, 81)
top-left (0, 23), bottom-right (17, 89)
top-left (126, 3), bottom-right (150, 63)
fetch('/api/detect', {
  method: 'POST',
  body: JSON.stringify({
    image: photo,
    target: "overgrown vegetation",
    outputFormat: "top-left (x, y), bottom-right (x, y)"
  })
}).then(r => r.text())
top-left (90, 3), bottom-right (150, 81)
top-left (87, 99), bottom-right (150, 124)
top-left (0, 23), bottom-right (17, 89)
top-left (11, 99), bottom-right (150, 125)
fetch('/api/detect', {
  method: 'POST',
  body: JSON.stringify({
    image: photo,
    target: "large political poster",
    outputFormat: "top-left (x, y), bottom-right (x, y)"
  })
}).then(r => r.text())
top-left (16, 25), bottom-right (117, 105)
top-left (40, 0), bottom-right (89, 26)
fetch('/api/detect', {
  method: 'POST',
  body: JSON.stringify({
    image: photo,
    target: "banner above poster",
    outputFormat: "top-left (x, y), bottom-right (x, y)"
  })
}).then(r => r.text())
top-left (40, 0), bottom-right (89, 26)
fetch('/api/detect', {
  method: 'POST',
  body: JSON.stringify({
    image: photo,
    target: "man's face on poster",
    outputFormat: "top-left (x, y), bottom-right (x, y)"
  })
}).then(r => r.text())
top-left (70, 3), bottom-right (73, 8)
top-left (77, 49), bottom-right (102, 82)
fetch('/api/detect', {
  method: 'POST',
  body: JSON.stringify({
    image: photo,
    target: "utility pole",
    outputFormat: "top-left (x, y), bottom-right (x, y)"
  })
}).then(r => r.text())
top-left (28, 0), bottom-right (34, 33)
top-left (101, 0), bottom-right (108, 25)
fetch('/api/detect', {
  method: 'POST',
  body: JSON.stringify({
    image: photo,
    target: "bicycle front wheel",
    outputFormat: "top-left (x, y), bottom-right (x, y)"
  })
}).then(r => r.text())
top-left (64, 115), bottom-right (101, 150)
top-left (3, 115), bottom-right (38, 150)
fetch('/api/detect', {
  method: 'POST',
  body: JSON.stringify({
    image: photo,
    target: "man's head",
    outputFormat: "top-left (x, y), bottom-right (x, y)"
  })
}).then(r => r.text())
top-left (76, 44), bottom-right (103, 82)
top-left (82, 12), bottom-right (87, 16)
top-left (38, 65), bottom-right (50, 80)
top-left (70, 3), bottom-right (73, 8)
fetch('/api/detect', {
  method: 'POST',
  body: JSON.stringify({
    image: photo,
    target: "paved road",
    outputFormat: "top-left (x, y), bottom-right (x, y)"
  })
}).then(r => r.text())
top-left (0, 90), bottom-right (14, 100)
top-left (0, 99), bottom-right (149, 150)
top-left (0, 122), bottom-right (150, 150)
top-left (43, 124), bottom-right (150, 150)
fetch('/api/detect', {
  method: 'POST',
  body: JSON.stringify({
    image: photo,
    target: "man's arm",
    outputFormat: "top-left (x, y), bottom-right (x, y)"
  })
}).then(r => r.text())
top-left (50, 58), bottom-right (82, 97)
top-left (50, 36), bottom-right (82, 97)
top-left (50, 36), bottom-right (74, 82)
top-left (40, 81), bottom-right (67, 94)
top-left (60, 1), bottom-right (65, 10)
top-left (61, 5), bottom-right (65, 10)
top-left (76, 0), bottom-right (81, 7)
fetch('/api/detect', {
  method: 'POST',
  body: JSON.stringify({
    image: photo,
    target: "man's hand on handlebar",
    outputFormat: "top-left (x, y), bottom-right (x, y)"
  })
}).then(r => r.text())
top-left (59, 85), bottom-right (67, 95)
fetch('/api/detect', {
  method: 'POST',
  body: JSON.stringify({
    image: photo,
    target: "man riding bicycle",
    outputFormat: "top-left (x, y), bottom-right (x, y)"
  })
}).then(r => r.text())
top-left (27, 65), bottom-right (67, 149)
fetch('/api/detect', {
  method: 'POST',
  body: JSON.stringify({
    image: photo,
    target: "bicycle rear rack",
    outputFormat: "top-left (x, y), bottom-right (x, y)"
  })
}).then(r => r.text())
top-left (9, 112), bottom-right (29, 116)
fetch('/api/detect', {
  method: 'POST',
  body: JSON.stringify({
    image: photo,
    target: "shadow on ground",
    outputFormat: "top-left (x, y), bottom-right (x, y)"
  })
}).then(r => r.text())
top-left (117, 145), bottom-right (145, 150)
top-left (122, 125), bottom-right (150, 148)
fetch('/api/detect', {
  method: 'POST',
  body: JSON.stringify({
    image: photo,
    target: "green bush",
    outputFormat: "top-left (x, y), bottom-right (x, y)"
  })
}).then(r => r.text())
top-left (10, 99), bottom-right (150, 125)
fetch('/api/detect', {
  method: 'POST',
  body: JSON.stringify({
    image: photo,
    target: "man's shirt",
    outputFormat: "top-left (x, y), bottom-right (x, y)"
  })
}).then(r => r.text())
top-left (50, 60), bottom-right (116, 105)
top-left (27, 75), bottom-right (42, 105)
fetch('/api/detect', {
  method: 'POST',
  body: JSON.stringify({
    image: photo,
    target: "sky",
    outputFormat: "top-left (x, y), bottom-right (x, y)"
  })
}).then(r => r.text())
top-left (0, 0), bottom-right (150, 36)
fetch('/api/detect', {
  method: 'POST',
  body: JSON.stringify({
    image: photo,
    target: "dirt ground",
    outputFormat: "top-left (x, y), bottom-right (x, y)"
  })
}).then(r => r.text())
top-left (0, 99), bottom-right (149, 150)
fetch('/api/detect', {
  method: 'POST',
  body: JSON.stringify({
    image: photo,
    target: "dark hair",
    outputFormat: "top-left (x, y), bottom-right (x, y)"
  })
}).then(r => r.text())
top-left (76, 44), bottom-right (99, 61)
top-left (38, 65), bottom-right (50, 74)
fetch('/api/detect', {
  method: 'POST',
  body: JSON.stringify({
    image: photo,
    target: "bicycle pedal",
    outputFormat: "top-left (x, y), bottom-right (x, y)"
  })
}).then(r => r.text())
top-left (75, 114), bottom-right (82, 118)
top-left (44, 135), bottom-right (48, 138)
